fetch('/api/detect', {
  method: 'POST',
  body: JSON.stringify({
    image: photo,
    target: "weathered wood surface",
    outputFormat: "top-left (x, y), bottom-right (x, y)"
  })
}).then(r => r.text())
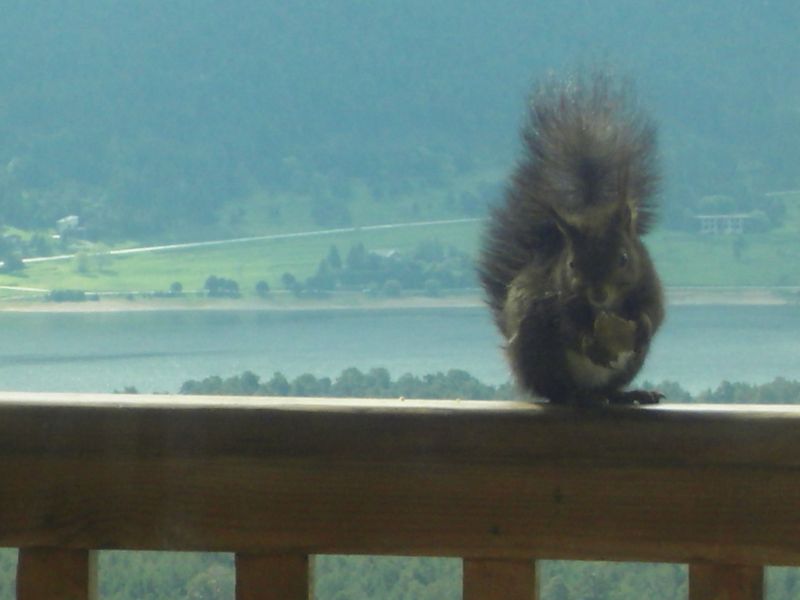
top-left (235, 554), bottom-right (311, 600)
top-left (689, 563), bottom-right (764, 600)
top-left (0, 393), bottom-right (799, 565)
top-left (463, 559), bottom-right (538, 600)
top-left (16, 548), bottom-right (97, 600)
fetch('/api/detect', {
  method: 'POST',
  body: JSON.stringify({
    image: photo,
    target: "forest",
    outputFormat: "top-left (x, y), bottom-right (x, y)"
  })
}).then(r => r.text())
top-left (0, 1), bottom-right (798, 244)
top-left (280, 240), bottom-right (477, 298)
top-left (177, 368), bottom-right (800, 405)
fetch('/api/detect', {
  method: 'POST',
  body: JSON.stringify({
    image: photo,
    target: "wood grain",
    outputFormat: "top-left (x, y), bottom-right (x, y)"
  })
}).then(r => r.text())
top-left (0, 393), bottom-right (798, 565)
top-left (689, 563), bottom-right (764, 600)
top-left (235, 554), bottom-right (311, 600)
top-left (463, 559), bottom-right (537, 600)
top-left (16, 548), bottom-right (97, 600)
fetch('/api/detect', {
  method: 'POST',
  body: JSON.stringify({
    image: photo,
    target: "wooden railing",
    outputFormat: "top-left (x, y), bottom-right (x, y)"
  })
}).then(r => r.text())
top-left (3, 393), bottom-right (799, 599)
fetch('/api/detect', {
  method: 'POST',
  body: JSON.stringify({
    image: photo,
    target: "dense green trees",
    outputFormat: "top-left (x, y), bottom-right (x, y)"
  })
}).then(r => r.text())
top-left (254, 280), bottom-right (270, 298)
top-left (283, 240), bottom-right (476, 297)
top-left (1, 2), bottom-right (798, 240)
top-left (692, 378), bottom-right (800, 404)
top-left (47, 289), bottom-right (95, 302)
top-left (0, 253), bottom-right (23, 273)
top-left (180, 367), bottom-right (800, 407)
top-left (180, 367), bottom-right (512, 400)
top-left (203, 276), bottom-right (240, 298)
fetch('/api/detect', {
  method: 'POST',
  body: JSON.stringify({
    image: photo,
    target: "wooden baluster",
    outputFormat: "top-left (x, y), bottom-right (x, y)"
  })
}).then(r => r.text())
top-left (17, 548), bottom-right (98, 600)
top-left (689, 563), bottom-right (764, 600)
top-left (236, 553), bottom-right (312, 600)
top-left (463, 558), bottom-right (538, 600)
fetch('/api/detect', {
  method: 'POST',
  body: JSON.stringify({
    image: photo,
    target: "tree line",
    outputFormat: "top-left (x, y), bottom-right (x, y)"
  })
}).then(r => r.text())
top-left (282, 240), bottom-right (477, 298)
top-left (178, 368), bottom-right (800, 406)
top-left (179, 367), bottom-right (511, 401)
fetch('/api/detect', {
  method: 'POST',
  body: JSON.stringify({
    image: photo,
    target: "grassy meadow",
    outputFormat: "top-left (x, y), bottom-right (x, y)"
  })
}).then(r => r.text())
top-left (649, 230), bottom-right (800, 287)
top-left (2, 192), bottom-right (800, 302)
top-left (0, 220), bottom-right (483, 299)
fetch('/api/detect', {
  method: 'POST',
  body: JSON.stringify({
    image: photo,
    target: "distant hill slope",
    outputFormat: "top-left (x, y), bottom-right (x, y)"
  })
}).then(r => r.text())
top-left (0, 1), bottom-right (797, 241)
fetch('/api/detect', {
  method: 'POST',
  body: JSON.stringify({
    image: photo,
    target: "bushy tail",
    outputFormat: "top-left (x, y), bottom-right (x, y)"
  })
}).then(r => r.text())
top-left (521, 72), bottom-right (659, 231)
top-left (478, 72), bottom-right (660, 320)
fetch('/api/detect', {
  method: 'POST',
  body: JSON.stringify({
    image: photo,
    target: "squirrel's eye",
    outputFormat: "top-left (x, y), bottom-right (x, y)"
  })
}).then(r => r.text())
top-left (618, 252), bottom-right (629, 267)
top-left (568, 259), bottom-right (575, 269)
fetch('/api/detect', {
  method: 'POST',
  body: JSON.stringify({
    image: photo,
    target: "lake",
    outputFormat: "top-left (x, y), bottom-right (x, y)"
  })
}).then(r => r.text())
top-left (0, 305), bottom-right (799, 394)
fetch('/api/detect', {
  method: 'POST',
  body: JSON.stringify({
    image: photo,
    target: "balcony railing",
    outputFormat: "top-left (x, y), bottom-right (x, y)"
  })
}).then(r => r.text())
top-left (3, 392), bottom-right (798, 599)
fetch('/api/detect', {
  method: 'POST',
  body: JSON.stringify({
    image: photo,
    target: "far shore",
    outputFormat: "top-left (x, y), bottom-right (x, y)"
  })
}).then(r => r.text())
top-left (0, 287), bottom-right (797, 314)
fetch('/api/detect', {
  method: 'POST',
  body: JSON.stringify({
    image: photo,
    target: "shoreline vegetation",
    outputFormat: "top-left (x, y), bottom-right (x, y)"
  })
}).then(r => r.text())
top-left (0, 286), bottom-right (797, 313)
top-left (176, 366), bottom-right (800, 405)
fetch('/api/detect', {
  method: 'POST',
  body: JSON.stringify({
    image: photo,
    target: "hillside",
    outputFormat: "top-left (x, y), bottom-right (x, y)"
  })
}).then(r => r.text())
top-left (0, 1), bottom-right (798, 243)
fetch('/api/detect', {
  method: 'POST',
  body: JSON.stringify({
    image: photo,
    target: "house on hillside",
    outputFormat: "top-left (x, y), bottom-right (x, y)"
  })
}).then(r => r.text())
top-left (57, 215), bottom-right (80, 234)
top-left (370, 248), bottom-right (402, 260)
top-left (695, 214), bottom-right (752, 235)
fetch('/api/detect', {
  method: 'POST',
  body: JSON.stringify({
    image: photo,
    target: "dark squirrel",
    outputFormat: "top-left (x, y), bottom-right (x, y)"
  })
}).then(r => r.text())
top-left (478, 73), bottom-right (665, 405)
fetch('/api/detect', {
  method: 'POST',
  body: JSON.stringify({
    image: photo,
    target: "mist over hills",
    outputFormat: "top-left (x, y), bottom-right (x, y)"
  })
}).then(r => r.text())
top-left (0, 1), bottom-right (797, 239)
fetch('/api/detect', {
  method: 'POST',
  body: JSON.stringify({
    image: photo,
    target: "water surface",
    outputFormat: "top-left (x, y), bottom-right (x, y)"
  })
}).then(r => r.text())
top-left (0, 305), bottom-right (798, 394)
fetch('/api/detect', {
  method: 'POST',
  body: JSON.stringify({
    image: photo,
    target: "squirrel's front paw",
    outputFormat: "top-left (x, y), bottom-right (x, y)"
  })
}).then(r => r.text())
top-left (608, 389), bottom-right (664, 405)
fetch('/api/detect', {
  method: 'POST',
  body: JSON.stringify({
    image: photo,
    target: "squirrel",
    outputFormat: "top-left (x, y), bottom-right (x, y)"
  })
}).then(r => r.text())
top-left (478, 73), bottom-right (665, 405)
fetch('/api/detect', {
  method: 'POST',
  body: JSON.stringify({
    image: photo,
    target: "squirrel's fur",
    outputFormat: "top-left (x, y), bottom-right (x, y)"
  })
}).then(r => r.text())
top-left (479, 73), bottom-right (664, 404)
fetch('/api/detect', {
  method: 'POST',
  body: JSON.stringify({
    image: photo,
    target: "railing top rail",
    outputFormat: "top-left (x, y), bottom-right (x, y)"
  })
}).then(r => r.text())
top-left (1, 392), bottom-right (798, 466)
top-left (1, 391), bottom-right (799, 414)
top-left (0, 392), bottom-right (798, 565)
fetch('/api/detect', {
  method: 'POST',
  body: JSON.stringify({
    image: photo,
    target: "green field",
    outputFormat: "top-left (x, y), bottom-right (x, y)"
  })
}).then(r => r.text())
top-left (0, 220), bottom-right (483, 299)
top-left (649, 230), bottom-right (800, 287)
top-left (3, 195), bottom-right (800, 301)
